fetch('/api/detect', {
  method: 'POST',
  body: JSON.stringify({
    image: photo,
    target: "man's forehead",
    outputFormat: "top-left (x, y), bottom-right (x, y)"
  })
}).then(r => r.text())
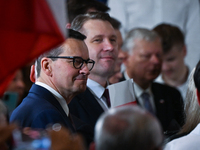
top-left (62, 38), bottom-right (78, 48)
top-left (81, 19), bottom-right (116, 36)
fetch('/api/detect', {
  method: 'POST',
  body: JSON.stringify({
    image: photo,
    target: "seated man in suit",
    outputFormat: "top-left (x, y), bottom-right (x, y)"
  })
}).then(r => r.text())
top-left (121, 28), bottom-right (185, 136)
top-left (69, 12), bottom-right (118, 132)
top-left (10, 29), bottom-right (95, 146)
top-left (93, 105), bottom-right (164, 150)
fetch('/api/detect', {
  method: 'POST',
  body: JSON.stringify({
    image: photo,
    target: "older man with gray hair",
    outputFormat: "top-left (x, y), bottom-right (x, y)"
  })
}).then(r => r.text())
top-left (120, 28), bottom-right (185, 137)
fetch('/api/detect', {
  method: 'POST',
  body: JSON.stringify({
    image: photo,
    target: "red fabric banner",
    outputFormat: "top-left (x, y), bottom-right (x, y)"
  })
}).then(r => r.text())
top-left (0, 0), bottom-right (65, 96)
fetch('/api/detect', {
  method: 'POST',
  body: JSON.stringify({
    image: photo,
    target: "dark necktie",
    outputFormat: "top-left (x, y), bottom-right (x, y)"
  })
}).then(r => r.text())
top-left (103, 89), bottom-right (111, 108)
top-left (141, 92), bottom-right (154, 115)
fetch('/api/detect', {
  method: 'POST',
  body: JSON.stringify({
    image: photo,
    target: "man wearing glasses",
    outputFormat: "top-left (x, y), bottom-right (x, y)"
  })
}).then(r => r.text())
top-left (69, 12), bottom-right (118, 133)
top-left (10, 29), bottom-right (95, 145)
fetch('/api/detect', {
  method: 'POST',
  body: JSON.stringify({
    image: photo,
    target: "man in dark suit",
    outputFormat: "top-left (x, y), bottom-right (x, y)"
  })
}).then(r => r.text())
top-left (69, 12), bottom-right (118, 131)
top-left (121, 28), bottom-right (185, 136)
top-left (10, 29), bottom-right (95, 146)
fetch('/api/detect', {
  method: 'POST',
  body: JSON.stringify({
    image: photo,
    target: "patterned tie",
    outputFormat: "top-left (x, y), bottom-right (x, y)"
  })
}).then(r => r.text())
top-left (141, 92), bottom-right (154, 115)
top-left (103, 89), bottom-right (111, 108)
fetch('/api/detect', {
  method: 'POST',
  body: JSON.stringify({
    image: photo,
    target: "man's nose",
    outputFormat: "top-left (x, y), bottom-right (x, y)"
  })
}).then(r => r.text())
top-left (80, 63), bottom-right (90, 75)
top-left (151, 55), bottom-right (161, 64)
top-left (103, 39), bottom-right (115, 51)
top-left (162, 62), bottom-right (170, 71)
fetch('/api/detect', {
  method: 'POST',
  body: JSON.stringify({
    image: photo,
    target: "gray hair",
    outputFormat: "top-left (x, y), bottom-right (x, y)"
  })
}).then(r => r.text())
top-left (35, 46), bottom-right (63, 78)
top-left (122, 28), bottom-right (160, 55)
top-left (95, 105), bottom-right (163, 150)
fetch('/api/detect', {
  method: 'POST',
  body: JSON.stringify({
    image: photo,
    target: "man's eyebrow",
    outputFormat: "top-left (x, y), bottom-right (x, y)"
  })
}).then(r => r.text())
top-left (92, 35), bottom-right (103, 38)
top-left (110, 35), bottom-right (117, 38)
top-left (90, 34), bottom-right (117, 40)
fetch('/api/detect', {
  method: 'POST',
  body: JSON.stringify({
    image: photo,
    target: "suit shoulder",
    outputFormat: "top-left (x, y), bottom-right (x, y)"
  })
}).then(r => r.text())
top-left (70, 88), bottom-right (94, 103)
top-left (152, 82), bottom-right (181, 94)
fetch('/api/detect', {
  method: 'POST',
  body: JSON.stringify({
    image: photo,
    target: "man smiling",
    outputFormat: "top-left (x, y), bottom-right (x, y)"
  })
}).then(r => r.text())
top-left (69, 12), bottom-right (118, 133)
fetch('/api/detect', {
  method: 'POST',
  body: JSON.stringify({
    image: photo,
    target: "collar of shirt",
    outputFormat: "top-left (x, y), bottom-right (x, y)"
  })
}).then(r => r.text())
top-left (87, 78), bottom-right (109, 110)
top-left (124, 71), bottom-right (155, 111)
top-left (155, 67), bottom-right (190, 100)
top-left (134, 82), bottom-right (151, 98)
top-left (134, 82), bottom-right (156, 112)
top-left (124, 71), bottom-right (130, 80)
top-left (35, 81), bottom-right (69, 116)
top-left (154, 74), bottom-right (165, 84)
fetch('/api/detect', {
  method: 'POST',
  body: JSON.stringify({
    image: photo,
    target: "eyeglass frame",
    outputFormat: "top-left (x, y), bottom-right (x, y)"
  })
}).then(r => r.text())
top-left (47, 56), bottom-right (95, 71)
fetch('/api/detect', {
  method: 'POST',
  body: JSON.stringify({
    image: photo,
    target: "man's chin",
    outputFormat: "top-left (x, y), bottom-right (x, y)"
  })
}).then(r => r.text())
top-left (78, 85), bottom-right (87, 93)
top-left (163, 72), bottom-right (173, 78)
top-left (148, 74), bottom-right (160, 81)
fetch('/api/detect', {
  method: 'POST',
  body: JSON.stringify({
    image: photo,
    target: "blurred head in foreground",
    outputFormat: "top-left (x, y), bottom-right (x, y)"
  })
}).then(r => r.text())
top-left (94, 105), bottom-right (164, 150)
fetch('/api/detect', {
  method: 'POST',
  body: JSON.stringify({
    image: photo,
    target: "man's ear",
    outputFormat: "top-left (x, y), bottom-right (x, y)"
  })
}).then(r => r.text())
top-left (30, 65), bottom-right (36, 83)
top-left (122, 52), bottom-right (129, 67)
top-left (182, 45), bottom-right (187, 57)
top-left (196, 89), bottom-right (200, 106)
top-left (41, 58), bottom-right (52, 77)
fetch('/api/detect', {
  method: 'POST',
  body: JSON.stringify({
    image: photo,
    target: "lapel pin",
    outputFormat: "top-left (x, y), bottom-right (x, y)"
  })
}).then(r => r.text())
top-left (159, 99), bottom-right (165, 104)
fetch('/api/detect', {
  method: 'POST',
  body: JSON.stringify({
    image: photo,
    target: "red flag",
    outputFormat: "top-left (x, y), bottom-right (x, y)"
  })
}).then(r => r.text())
top-left (0, 0), bottom-right (67, 96)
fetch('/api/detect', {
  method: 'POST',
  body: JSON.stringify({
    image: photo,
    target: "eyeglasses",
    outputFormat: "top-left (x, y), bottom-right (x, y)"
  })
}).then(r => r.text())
top-left (47, 56), bottom-right (95, 71)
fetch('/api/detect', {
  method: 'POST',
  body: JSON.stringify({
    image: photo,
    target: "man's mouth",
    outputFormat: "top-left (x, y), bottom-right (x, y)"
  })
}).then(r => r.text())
top-left (101, 56), bottom-right (114, 60)
top-left (75, 75), bottom-right (88, 80)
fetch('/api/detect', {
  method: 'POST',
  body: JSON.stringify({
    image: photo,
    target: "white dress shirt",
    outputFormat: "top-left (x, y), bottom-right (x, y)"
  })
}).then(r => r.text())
top-left (87, 79), bottom-right (109, 111)
top-left (124, 72), bottom-right (156, 113)
top-left (164, 123), bottom-right (200, 150)
top-left (108, 0), bottom-right (200, 71)
top-left (35, 82), bottom-right (69, 116)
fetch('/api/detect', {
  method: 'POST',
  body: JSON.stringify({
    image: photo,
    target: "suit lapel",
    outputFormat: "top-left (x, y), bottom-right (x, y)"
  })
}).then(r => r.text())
top-left (30, 84), bottom-right (75, 132)
top-left (76, 88), bottom-right (104, 120)
top-left (151, 83), bottom-right (167, 122)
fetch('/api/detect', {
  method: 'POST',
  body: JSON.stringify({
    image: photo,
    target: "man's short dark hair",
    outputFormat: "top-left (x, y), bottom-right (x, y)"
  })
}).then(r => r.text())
top-left (68, 28), bottom-right (86, 40)
top-left (71, 12), bottom-right (112, 32)
top-left (194, 60), bottom-right (200, 91)
top-left (110, 17), bottom-right (121, 30)
top-left (67, 0), bottom-right (110, 23)
top-left (35, 29), bottom-right (86, 78)
top-left (153, 23), bottom-right (185, 54)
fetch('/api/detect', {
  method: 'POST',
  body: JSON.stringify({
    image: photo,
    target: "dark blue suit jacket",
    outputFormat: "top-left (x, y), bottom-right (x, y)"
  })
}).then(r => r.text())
top-left (69, 87), bottom-right (104, 133)
top-left (10, 84), bottom-right (93, 145)
top-left (120, 74), bottom-right (185, 136)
